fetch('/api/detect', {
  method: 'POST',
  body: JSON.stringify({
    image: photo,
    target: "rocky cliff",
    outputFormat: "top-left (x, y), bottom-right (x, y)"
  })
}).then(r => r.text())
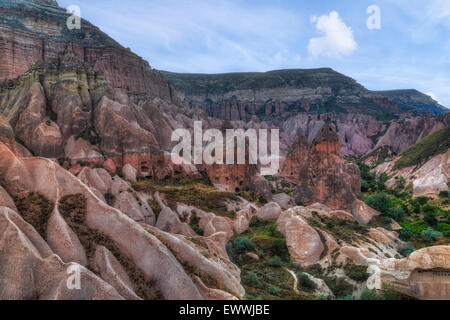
top-left (0, 0), bottom-right (171, 98)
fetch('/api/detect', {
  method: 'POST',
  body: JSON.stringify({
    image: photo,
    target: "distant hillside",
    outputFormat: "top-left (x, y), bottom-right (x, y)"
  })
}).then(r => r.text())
top-left (162, 69), bottom-right (449, 118)
top-left (375, 89), bottom-right (448, 116)
top-left (161, 68), bottom-right (364, 97)
top-left (394, 126), bottom-right (450, 170)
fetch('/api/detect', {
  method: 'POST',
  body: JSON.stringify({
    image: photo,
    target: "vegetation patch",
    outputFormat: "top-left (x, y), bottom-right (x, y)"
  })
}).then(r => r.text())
top-left (14, 192), bottom-right (53, 239)
top-left (394, 126), bottom-right (450, 170)
top-left (147, 200), bottom-right (162, 219)
top-left (132, 175), bottom-right (238, 218)
top-left (344, 265), bottom-right (370, 282)
top-left (58, 194), bottom-right (159, 300)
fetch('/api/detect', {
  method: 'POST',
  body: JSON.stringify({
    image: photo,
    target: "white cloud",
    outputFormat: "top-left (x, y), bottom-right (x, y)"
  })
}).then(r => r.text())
top-left (426, 92), bottom-right (439, 102)
top-left (427, 0), bottom-right (450, 20)
top-left (308, 11), bottom-right (357, 58)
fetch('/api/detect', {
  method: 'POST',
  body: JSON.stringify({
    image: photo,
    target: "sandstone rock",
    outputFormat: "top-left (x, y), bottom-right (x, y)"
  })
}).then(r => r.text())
top-left (0, 142), bottom-right (204, 300)
top-left (46, 206), bottom-right (88, 267)
top-left (103, 159), bottom-right (117, 175)
top-left (92, 245), bottom-right (142, 300)
top-left (285, 124), bottom-right (362, 211)
top-left (273, 193), bottom-right (295, 209)
top-left (255, 202), bottom-right (282, 220)
top-left (303, 273), bottom-right (335, 298)
top-left (277, 209), bottom-right (324, 267)
top-left (64, 136), bottom-right (104, 164)
top-left (145, 226), bottom-right (244, 298)
top-left (368, 228), bottom-right (406, 251)
top-left (122, 164), bottom-right (137, 182)
top-left (114, 191), bottom-right (155, 225)
top-left (78, 167), bottom-right (113, 195)
top-left (0, 206), bottom-right (123, 300)
top-left (0, 185), bottom-right (17, 211)
top-left (369, 246), bottom-right (450, 300)
top-left (155, 202), bottom-right (195, 237)
top-left (351, 200), bottom-right (381, 224)
top-left (250, 175), bottom-right (274, 201)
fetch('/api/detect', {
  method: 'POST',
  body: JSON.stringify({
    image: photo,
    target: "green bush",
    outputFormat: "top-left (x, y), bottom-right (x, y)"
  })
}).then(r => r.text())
top-left (415, 196), bottom-right (430, 206)
top-left (439, 190), bottom-right (450, 198)
top-left (399, 226), bottom-right (414, 241)
top-left (360, 288), bottom-right (382, 300)
top-left (437, 223), bottom-right (450, 237)
top-left (421, 227), bottom-right (443, 242)
top-left (387, 207), bottom-right (404, 222)
top-left (242, 272), bottom-right (263, 288)
top-left (344, 265), bottom-right (370, 282)
top-left (365, 193), bottom-right (392, 215)
top-left (324, 277), bottom-right (354, 298)
top-left (399, 242), bottom-right (415, 257)
top-left (424, 211), bottom-right (438, 228)
top-left (267, 286), bottom-right (281, 297)
top-left (268, 256), bottom-right (283, 268)
top-left (233, 237), bottom-right (255, 254)
top-left (272, 239), bottom-right (289, 260)
top-left (297, 273), bottom-right (316, 291)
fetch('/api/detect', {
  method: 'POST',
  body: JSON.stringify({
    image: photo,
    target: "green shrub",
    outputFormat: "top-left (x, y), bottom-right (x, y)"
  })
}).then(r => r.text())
top-left (272, 239), bottom-right (289, 260)
top-left (344, 265), bottom-right (370, 282)
top-left (267, 286), bottom-right (281, 297)
top-left (399, 242), bottom-right (415, 257)
top-left (365, 193), bottom-right (392, 215)
top-left (395, 176), bottom-right (406, 190)
top-left (268, 256), bottom-right (283, 267)
top-left (421, 227), bottom-right (443, 242)
top-left (437, 223), bottom-right (450, 237)
top-left (242, 272), bottom-right (263, 288)
top-left (439, 190), bottom-right (450, 198)
top-left (424, 211), bottom-right (438, 228)
top-left (399, 226), bottom-right (414, 241)
top-left (189, 214), bottom-right (204, 236)
top-left (360, 288), bottom-right (382, 300)
top-left (324, 277), bottom-right (354, 298)
top-left (387, 207), bottom-right (404, 222)
top-left (233, 237), bottom-right (255, 254)
top-left (297, 273), bottom-right (316, 291)
top-left (415, 196), bottom-right (430, 206)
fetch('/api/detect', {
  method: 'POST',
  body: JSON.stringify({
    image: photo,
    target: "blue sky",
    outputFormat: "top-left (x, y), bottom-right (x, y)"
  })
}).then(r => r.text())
top-left (59, 0), bottom-right (450, 108)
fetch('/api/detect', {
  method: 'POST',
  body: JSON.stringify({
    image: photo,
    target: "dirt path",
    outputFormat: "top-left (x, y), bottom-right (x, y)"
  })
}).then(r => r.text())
top-left (284, 267), bottom-right (300, 294)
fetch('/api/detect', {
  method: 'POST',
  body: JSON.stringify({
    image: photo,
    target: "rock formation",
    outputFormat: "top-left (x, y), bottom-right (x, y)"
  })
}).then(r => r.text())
top-left (281, 123), bottom-right (363, 212)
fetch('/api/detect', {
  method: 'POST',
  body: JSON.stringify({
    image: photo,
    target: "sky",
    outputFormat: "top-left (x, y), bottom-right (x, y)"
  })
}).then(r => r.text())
top-left (58, 0), bottom-right (450, 108)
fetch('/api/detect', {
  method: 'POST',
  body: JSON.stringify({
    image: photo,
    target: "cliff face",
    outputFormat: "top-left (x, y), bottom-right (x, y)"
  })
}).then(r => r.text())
top-left (162, 69), bottom-right (448, 119)
top-left (0, 0), bottom-right (171, 98)
top-left (281, 123), bottom-right (362, 211)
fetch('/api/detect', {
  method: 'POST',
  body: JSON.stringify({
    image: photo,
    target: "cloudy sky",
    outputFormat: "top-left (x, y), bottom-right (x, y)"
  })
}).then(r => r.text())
top-left (59, 0), bottom-right (450, 108)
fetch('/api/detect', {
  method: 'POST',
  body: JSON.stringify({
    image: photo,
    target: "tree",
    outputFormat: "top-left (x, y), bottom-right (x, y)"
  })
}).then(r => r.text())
top-left (365, 193), bottom-right (392, 215)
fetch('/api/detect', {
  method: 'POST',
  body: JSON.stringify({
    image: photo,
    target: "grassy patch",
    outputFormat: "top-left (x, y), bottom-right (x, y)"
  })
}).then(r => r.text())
top-left (394, 126), bottom-right (450, 170)
top-left (344, 265), bottom-right (370, 282)
top-left (132, 175), bottom-right (238, 218)
top-left (14, 192), bottom-right (53, 239)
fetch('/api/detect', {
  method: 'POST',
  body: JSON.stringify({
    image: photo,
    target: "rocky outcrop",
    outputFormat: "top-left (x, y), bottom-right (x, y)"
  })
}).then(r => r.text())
top-left (0, 0), bottom-right (172, 98)
top-left (374, 149), bottom-right (449, 196)
top-left (277, 209), bottom-right (324, 267)
top-left (369, 246), bottom-right (450, 300)
top-left (281, 123), bottom-right (363, 212)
